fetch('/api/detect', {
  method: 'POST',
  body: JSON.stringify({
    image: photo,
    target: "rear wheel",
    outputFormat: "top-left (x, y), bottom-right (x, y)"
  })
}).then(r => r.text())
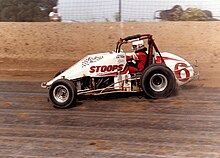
top-left (141, 64), bottom-right (176, 99)
top-left (49, 79), bottom-right (77, 108)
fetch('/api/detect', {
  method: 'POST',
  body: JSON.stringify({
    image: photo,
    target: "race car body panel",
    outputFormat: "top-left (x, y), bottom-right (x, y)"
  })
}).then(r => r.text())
top-left (45, 51), bottom-right (195, 87)
top-left (155, 52), bottom-right (195, 86)
top-left (46, 52), bottom-right (127, 86)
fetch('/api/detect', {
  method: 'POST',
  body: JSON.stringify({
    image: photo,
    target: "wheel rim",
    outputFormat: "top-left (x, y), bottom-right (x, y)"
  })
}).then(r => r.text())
top-left (149, 73), bottom-right (168, 92)
top-left (53, 85), bottom-right (69, 103)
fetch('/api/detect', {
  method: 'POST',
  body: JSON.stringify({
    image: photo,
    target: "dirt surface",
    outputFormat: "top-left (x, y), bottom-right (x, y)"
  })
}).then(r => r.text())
top-left (0, 22), bottom-right (220, 87)
top-left (0, 81), bottom-right (220, 157)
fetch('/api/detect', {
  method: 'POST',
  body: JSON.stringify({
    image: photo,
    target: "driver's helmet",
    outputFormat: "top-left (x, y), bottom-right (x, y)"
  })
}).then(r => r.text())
top-left (132, 40), bottom-right (144, 51)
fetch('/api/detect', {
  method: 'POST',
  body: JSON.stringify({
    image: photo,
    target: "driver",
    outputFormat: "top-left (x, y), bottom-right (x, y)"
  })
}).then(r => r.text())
top-left (126, 40), bottom-right (147, 73)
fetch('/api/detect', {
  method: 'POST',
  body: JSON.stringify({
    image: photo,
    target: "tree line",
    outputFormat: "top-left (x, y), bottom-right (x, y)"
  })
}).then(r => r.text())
top-left (158, 5), bottom-right (218, 21)
top-left (0, 0), bottom-right (57, 22)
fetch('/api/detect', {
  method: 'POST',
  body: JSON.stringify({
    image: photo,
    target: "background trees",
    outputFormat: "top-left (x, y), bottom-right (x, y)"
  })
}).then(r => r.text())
top-left (159, 5), bottom-right (217, 21)
top-left (0, 0), bottom-right (57, 22)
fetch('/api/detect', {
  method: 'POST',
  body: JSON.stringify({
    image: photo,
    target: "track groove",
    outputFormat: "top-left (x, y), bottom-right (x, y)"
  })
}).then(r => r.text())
top-left (0, 81), bottom-right (220, 157)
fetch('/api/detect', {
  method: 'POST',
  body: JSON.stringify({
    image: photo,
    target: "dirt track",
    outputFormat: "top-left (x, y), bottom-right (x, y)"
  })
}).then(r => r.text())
top-left (0, 22), bottom-right (220, 157)
top-left (0, 81), bottom-right (220, 157)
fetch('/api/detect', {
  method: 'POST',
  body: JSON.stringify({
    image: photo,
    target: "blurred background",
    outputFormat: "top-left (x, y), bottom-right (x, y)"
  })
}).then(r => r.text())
top-left (58, 0), bottom-right (220, 22)
top-left (0, 0), bottom-right (220, 22)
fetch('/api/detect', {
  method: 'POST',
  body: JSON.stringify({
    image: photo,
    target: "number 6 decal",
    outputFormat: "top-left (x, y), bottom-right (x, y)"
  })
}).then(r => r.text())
top-left (174, 63), bottom-right (190, 82)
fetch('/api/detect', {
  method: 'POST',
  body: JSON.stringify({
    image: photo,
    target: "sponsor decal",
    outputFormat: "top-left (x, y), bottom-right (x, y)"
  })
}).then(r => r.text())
top-left (90, 64), bottom-right (124, 73)
top-left (116, 54), bottom-right (125, 59)
top-left (82, 56), bottom-right (104, 67)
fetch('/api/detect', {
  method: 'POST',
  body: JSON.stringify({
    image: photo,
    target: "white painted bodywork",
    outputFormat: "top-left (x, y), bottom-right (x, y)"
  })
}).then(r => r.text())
top-left (46, 52), bottom-right (126, 86)
top-left (44, 51), bottom-right (195, 87)
top-left (155, 52), bottom-right (195, 86)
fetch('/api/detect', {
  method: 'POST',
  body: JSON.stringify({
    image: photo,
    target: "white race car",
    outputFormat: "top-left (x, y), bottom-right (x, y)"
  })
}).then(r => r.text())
top-left (41, 34), bottom-right (198, 108)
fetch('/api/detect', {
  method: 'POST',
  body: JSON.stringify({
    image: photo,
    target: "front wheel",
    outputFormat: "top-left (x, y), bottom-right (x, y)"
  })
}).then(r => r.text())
top-left (141, 64), bottom-right (176, 99)
top-left (49, 79), bottom-right (77, 108)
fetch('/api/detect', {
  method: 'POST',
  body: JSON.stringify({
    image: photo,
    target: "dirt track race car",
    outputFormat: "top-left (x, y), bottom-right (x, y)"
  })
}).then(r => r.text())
top-left (41, 34), bottom-right (198, 108)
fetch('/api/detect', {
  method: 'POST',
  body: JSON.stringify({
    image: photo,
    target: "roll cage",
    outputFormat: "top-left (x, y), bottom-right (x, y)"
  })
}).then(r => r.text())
top-left (116, 34), bottom-right (165, 66)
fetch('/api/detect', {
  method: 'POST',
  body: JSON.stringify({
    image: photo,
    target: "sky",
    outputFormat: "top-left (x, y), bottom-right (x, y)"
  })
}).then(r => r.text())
top-left (57, 0), bottom-right (220, 22)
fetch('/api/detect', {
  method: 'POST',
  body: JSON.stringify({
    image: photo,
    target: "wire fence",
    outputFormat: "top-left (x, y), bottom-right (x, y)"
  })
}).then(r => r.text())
top-left (58, 0), bottom-right (220, 22)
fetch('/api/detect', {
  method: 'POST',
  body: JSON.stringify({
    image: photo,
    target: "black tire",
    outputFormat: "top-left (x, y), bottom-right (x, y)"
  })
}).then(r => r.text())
top-left (141, 64), bottom-right (176, 99)
top-left (49, 79), bottom-right (77, 109)
top-left (54, 69), bottom-right (66, 77)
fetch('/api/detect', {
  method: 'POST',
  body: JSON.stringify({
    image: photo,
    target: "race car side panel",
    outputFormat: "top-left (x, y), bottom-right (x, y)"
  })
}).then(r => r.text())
top-left (45, 51), bottom-right (194, 87)
top-left (156, 52), bottom-right (195, 86)
top-left (46, 52), bottom-right (127, 86)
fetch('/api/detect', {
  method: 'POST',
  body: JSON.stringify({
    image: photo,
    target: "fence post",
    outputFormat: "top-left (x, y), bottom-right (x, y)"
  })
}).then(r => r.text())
top-left (119, 0), bottom-right (122, 22)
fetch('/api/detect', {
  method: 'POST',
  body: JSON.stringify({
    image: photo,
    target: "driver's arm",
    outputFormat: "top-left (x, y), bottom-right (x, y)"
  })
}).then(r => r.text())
top-left (126, 55), bottom-right (133, 61)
